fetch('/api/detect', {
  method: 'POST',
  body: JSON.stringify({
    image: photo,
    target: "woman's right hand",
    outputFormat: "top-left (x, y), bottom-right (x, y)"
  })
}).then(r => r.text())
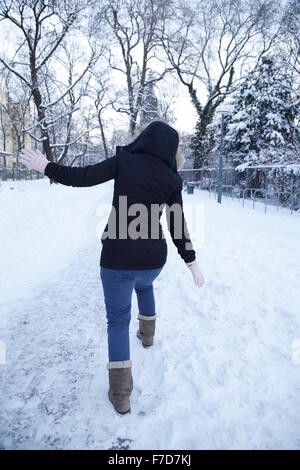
top-left (19, 148), bottom-right (49, 174)
top-left (186, 260), bottom-right (205, 287)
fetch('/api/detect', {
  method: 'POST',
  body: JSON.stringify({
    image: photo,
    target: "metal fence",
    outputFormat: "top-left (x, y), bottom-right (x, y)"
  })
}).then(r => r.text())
top-left (0, 167), bottom-right (45, 181)
top-left (1, 160), bottom-right (299, 213)
top-left (178, 166), bottom-right (300, 214)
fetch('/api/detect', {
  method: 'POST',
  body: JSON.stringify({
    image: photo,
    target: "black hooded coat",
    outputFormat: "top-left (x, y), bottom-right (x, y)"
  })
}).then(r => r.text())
top-left (44, 121), bottom-right (196, 269)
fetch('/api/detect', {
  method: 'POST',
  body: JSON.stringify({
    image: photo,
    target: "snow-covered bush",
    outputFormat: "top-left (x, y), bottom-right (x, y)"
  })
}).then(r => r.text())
top-left (268, 165), bottom-right (300, 209)
top-left (224, 56), bottom-right (300, 168)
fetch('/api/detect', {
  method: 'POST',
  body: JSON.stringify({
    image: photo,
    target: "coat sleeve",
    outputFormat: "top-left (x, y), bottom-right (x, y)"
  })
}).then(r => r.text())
top-left (44, 156), bottom-right (117, 187)
top-left (166, 182), bottom-right (196, 263)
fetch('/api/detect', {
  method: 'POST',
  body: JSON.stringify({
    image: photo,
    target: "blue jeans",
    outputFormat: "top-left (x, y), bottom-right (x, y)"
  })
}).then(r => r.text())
top-left (100, 267), bottom-right (163, 362)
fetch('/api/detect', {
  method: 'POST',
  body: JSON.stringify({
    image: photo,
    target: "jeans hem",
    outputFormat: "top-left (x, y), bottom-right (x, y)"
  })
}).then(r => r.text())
top-left (107, 359), bottom-right (132, 369)
top-left (138, 313), bottom-right (157, 320)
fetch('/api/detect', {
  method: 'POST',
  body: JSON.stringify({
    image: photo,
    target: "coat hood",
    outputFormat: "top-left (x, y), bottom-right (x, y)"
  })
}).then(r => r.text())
top-left (119, 121), bottom-right (179, 171)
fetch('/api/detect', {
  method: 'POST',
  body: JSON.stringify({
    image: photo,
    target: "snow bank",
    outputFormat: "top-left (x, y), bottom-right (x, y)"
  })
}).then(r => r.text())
top-left (0, 181), bottom-right (300, 449)
top-left (0, 179), bottom-right (112, 305)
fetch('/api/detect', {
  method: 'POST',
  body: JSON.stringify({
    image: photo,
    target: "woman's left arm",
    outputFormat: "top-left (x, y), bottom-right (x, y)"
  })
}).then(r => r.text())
top-left (19, 148), bottom-right (117, 187)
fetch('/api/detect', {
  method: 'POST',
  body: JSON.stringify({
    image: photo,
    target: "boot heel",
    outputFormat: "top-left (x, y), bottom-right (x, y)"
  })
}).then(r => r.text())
top-left (137, 329), bottom-right (153, 347)
top-left (137, 315), bottom-right (156, 348)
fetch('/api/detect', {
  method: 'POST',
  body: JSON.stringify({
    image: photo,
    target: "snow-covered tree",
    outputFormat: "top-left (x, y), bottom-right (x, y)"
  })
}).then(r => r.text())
top-left (0, 0), bottom-right (100, 165)
top-left (282, 0), bottom-right (300, 78)
top-left (163, 0), bottom-right (285, 169)
top-left (224, 55), bottom-right (300, 168)
top-left (101, 0), bottom-right (172, 136)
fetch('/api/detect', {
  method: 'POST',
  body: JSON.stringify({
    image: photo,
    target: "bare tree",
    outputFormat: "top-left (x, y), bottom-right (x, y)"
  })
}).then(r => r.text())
top-left (41, 38), bottom-right (101, 165)
top-left (99, 0), bottom-right (172, 135)
top-left (0, 0), bottom-right (97, 164)
top-left (280, 0), bottom-right (300, 80)
top-left (88, 72), bottom-right (117, 160)
top-left (161, 0), bottom-right (286, 166)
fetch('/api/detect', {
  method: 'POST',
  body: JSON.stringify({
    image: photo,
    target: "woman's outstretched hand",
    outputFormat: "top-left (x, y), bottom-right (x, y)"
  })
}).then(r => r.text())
top-left (186, 260), bottom-right (205, 287)
top-left (19, 148), bottom-right (49, 174)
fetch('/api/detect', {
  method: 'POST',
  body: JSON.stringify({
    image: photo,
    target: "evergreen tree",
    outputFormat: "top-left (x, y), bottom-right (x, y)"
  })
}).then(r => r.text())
top-left (190, 67), bottom-right (235, 169)
top-left (190, 106), bottom-right (216, 168)
top-left (224, 56), bottom-right (300, 168)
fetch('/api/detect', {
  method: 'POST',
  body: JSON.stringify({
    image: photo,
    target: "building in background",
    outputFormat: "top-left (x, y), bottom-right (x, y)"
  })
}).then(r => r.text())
top-left (0, 82), bottom-right (31, 168)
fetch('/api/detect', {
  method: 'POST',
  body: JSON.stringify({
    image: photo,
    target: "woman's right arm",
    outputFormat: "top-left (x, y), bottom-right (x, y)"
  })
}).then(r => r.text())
top-left (44, 157), bottom-right (117, 187)
top-left (20, 148), bottom-right (117, 187)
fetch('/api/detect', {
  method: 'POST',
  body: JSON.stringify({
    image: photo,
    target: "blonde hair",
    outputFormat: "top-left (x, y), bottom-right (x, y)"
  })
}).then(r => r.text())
top-left (175, 141), bottom-right (183, 169)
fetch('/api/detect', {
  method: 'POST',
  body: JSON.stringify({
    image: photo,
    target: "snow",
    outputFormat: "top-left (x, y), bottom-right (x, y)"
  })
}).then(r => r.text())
top-left (1, 179), bottom-right (300, 450)
top-left (0, 179), bottom-right (111, 304)
top-left (236, 162), bottom-right (300, 172)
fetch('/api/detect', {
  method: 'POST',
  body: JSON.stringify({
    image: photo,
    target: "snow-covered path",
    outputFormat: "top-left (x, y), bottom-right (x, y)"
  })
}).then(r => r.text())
top-left (1, 179), bottom-right (300, 449)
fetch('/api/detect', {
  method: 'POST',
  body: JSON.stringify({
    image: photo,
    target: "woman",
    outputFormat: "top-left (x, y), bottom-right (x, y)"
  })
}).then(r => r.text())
top-left (20, 120), bottom-right (204, 415)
